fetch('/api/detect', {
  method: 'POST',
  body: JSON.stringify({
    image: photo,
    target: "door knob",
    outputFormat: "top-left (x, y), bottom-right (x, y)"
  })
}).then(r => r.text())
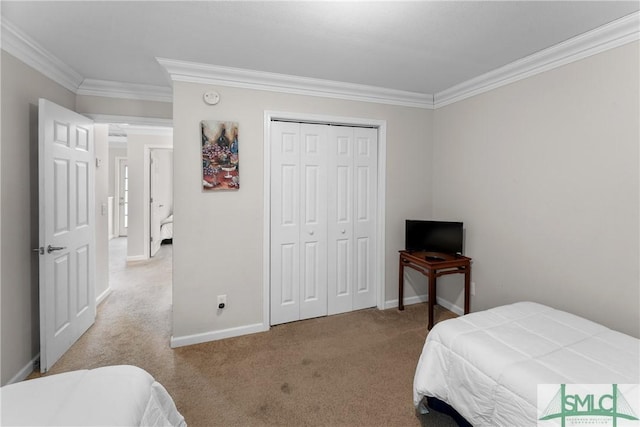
top-left (341, 229), bottom-right (346, 234)
top-left (47, 245), bottom-right (67, 254)
top-left (308, 230), bottom-right (314, 235)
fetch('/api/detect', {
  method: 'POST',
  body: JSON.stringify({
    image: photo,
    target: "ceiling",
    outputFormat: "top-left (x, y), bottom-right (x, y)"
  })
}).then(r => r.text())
top-left (2, 1), bottom-right (639, 97)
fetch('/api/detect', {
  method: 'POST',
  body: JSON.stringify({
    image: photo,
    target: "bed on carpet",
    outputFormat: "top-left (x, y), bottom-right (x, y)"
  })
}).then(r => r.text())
top-left (160, 214), bottom-right (173, 243)
top-left (413, 301), bottom-right (640, 426)
top-left (1, 365), bottom-right (186, 426)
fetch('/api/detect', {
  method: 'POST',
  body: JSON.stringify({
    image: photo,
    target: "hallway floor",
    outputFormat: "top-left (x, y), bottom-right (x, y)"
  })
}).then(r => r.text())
top-left (33, 237), bottom-right (174, 376)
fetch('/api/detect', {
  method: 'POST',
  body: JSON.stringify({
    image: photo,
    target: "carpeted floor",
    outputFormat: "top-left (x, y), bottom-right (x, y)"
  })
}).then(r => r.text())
top-left (29, 238), bottom-right (458, 426)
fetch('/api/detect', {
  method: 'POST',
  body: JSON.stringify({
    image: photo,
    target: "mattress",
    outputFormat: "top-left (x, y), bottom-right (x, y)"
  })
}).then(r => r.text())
top-left (161, 214), bottom-right (173, 241)
top-left (413, 302), bottom-right (640, 426)
top-left (1, 365), bottom-right (186, 426)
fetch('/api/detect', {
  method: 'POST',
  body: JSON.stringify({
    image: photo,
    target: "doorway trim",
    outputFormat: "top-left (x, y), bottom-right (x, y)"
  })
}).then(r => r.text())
top-left (262, 111), bottom-right (387, 330)
top-left (142, 144), bottom-right (173, 260)
top-left (114, 156), bottom-right (128, 237)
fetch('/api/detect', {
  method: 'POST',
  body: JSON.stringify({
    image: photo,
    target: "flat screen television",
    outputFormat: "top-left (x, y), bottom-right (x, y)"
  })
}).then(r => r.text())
top-left (405, 220), bottom-right (463, 255)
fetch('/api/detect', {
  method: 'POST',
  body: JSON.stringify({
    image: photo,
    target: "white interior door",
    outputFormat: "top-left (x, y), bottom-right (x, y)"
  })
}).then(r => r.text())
top-left (270, 121), bottom-right (301, 325)
top-left (38, 99), bottom-right (96, 373)
top-left (352, 128), bottom-right (378, 310)
top-left (327, 126), bottom-right (378, 315)
top-left (150, 149), bottom-right (173, 257)
top-left (327, 126), bottom-right (355, 315)
top-left (270, 122), bottom-right (329, 325)
top-left (270, 121), bottom-right (377, 325)
top-left (299, 124), bottom-right (328, 320)
top-left (117, 158), bottom-right (128, 237)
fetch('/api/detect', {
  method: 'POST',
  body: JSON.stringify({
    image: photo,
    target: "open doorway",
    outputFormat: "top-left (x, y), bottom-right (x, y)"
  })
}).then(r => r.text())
top-left (106, 122), bottom-right (173, 276)
top-left (149, 148), bottom-right (173, 257)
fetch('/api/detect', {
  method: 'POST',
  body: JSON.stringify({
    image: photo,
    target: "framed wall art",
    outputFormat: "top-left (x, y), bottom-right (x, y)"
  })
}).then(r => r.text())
top-left (201, 120), bottom-right (239, 191)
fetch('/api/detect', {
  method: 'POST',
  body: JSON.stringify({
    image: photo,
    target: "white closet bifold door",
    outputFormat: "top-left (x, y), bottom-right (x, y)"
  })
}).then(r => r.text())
top-left (270, 122), bottom-right (329, 325)
top-left (270, 121), bottom-right (376, 325)
top-left (327, 126), bottom-right (378, 315)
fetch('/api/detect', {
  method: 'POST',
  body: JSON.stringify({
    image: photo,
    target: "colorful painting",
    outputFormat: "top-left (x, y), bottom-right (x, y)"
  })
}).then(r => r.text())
top-left (201, 120), bottom-right (239, 191)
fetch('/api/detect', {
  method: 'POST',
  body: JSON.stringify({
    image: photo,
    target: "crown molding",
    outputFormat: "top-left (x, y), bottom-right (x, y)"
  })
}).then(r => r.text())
top-left (156, 57), bottom-right (434, 109)
top-left (2, 10), bottom-right (637, 110)
top-left (434, 11), bottom-right (640, 109)
top-left (1, 16), bottom-right (83, 92)
top-left (1, 17), bottom-right (171, 102)
top-left (77, 79), bottom-right (172, 103)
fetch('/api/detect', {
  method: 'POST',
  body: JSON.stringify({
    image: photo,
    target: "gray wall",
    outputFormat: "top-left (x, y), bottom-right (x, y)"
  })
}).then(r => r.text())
top-left (0, 50), bottom-right (173, 385)
top-left (2, 37), bottom-right (638, 386)
top-left (432, 42), bottom-right (639, 337)
top-left (1, 51), bottom-right (76, 385)
top-left (171, 81), bottom-right (434, 340)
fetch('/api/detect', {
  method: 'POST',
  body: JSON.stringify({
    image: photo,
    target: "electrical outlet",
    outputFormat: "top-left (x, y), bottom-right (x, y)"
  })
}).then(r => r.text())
top-left (217, 294), bottom-right (227, 309)
top-left (471, 282), bottom-right (476, 296)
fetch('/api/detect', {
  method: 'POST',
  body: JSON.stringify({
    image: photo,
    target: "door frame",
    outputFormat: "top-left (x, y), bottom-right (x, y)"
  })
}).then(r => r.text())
top-left (114, 156), bottom-right (128, 237)
top-left (143, 144), bottom-right (173, 260)
top-left (149, 147), bottom-right (173, 257)
top-left (262, 111), bottom-right (387, 329)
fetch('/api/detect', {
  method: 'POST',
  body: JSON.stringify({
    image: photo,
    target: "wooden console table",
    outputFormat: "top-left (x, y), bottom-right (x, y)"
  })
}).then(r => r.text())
top-left (398, 250), bottom-right (472, 330)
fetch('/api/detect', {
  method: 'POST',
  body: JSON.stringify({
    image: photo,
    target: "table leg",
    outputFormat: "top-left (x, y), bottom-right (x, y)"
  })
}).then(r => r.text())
top-left (398, 257), bottom-right (405, 311)
top-left (428, 273), bottom-right (436, 330)
top-left (464, 267), bottom-right (470, 314)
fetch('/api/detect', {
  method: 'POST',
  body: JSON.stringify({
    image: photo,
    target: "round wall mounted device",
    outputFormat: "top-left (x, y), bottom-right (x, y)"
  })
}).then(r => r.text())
top-left (203, 90), bottom-right (220, 105)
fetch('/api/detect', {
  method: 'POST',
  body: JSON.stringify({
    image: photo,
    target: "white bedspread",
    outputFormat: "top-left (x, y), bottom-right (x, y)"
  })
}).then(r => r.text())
top-left (413, 302), bottom-right (640, 426)
top-left (1, 365), bottom-right (186, 426)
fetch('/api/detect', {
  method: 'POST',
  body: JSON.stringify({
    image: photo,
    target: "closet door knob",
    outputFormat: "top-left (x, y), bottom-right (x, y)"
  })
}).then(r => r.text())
top-left (308, 230), bottom-right (314, 236)
top-left (341, 229), bottom-right (346, 234)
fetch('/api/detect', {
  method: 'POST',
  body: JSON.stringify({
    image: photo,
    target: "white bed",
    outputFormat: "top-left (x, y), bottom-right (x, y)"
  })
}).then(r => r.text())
top-left (1, 365), bottom-right (186, 426)
top-left (160, 214), bottom-right (173, 242)
top-left (413, 302), bottom-right (640, 426)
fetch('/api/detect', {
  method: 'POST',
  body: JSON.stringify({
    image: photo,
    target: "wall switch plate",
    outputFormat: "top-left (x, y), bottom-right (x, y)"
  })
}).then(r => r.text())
top-left (471, 282), bottom-right (476, 296)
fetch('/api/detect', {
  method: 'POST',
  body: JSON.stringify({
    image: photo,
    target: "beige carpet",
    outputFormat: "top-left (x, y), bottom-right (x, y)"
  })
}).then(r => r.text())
top-left (29, 238), bottom-right (458, 426)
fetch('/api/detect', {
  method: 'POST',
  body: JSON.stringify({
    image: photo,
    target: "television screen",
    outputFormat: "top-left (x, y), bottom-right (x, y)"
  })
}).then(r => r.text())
top-left (405, 220), bottom-right (463, 254)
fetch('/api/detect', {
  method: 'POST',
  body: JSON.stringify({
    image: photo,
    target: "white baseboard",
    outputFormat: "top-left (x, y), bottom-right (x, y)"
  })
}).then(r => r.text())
top-left (96, 287), bottom-right (112, 306)
top-left (126, 255), bottom-right (148, 263)
top-left (384, 294), bottom-right (464, 316)
top-left (170, 322), bottom-right (269, 348)
top-left (384, 294), bottom-right (428, 309)
top-left (435, 297), bottom-right (464, 316)
top-left (7, 354), bottom-right (39, 385)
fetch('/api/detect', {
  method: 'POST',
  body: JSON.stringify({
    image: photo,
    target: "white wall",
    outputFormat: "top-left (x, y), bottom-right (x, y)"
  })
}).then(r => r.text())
top-left (432, 42), bottom-right (639, 337)
top-left (94, 124), bottom-right (110, 303)
top-left (0, 51), bottom-right (76, 385)
top-left (172, 82), bottom-right (433, 342)
top-left (0, 51), bottom-right (173, 384)
top-left (76, 95), bottom-right (172, 119)
top-left (125, 131), bottom-right (173, 260)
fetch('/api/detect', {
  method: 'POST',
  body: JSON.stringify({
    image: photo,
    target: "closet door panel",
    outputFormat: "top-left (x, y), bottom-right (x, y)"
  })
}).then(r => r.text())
top-left (328, 127), bottom-right (354, 315)
top-left (270, 122), bottom-right (301, 325)
top-left (299, 124), bottom-right (328, 320)
top-left (353, 128), bottom-right (378, 309)
top-left (271, 121), bottom-right (378, 324)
